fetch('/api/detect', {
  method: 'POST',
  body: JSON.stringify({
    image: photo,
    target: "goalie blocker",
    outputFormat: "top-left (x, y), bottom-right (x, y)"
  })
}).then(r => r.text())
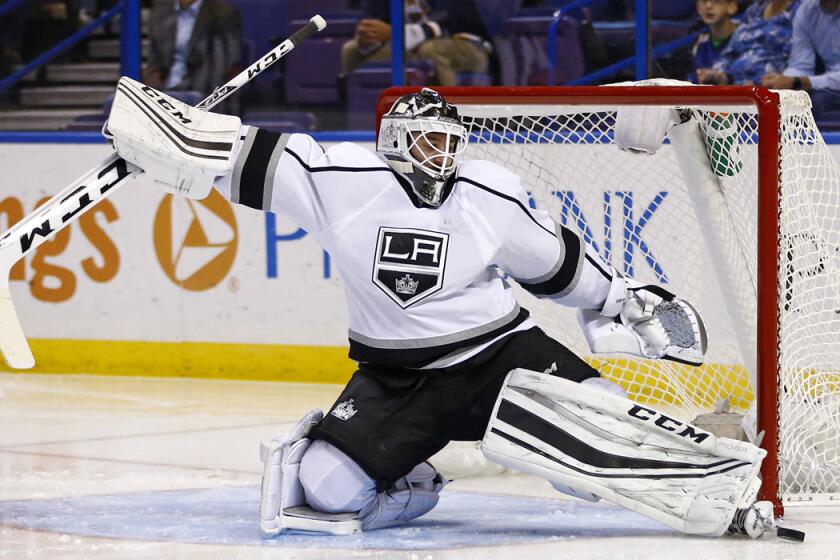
top-left (106, 77), bottom-right (244, 200)
top-left (482, 369), bottom-right (766, 537)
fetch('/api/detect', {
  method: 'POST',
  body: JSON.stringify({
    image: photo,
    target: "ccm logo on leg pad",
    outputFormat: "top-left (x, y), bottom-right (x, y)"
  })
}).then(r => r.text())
top-left (628, 404), bottom-right (710, 444)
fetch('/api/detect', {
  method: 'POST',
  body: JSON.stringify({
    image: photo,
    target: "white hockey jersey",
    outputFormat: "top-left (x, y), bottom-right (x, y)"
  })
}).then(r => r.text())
top-left (216, 128), bottom-right (614, 369)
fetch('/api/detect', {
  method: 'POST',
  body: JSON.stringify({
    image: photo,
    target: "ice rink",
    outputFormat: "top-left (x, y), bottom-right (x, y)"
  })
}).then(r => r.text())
top-left (2, 373), bottom-right (839, 560)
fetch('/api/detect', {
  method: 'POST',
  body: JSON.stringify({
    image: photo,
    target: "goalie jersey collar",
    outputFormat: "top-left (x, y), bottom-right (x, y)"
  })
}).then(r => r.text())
top-left (390, 165), bottom-right (458, 209)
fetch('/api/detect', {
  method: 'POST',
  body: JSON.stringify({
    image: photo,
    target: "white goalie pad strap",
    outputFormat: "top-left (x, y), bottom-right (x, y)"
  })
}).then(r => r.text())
top-left (259, 409), bottom-right (323, 537)
top-left (107, 77), bottom-right (243, 200)
top-left (614, 105), bottom-right (678, 155)
top-left (481, 369), bottom-right (765, 536)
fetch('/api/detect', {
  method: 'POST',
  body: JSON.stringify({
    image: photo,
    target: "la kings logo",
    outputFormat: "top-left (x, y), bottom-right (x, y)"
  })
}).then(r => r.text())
top-left (331, 399), bottom-right (358, 421)
top-left (373, 227), bottom-right (449, 308)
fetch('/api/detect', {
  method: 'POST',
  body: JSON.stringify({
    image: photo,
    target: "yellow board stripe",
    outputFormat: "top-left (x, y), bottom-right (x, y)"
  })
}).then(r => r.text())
top-left (0, 340), bottom-right (755, 411)
top-left (0, 339), bottom-right (358, 383)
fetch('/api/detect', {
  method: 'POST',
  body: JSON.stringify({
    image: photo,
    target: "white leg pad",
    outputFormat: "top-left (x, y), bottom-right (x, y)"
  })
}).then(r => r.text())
top-left (481, 369), bottom-right (765, 536)
top-left (299, 440), bottom-right (445, 531)
top-left (358, 461), bottom-right (446, 530)
top-left (258, 409), bottom-right (363, 537)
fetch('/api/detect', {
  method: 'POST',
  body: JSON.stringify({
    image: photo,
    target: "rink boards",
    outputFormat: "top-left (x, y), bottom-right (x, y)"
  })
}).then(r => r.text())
top-left (1, 141), bottom-right (840, 388)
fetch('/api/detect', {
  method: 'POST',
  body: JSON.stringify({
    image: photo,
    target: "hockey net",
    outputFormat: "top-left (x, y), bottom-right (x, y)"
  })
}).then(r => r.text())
top-left (377, 82), bottom-right (840, 512)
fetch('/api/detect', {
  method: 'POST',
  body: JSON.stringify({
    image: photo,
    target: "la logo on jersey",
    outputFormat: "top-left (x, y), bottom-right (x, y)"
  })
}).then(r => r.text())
top-left (373, 227), bottom-right (449, 308)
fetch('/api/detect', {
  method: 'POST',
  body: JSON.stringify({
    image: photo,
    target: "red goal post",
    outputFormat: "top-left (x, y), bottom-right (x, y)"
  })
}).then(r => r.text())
top-left (375, 84), bottom-right (837, 516)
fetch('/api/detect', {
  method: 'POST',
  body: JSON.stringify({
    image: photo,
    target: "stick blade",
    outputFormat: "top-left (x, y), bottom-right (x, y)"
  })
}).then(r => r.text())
top-left (0, 286), bottom-right (35, 369)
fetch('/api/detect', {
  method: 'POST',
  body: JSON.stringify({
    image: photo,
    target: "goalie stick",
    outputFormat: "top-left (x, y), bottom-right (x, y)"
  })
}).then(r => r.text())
top-left (0, 15), bottom-right (327, 369)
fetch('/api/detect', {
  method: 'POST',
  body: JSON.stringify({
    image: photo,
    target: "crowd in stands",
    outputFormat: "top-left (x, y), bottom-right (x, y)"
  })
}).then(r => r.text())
top-left (1, 0), bottom-right (839, 130)
top-left (690, 0), bottom-right (840, 120)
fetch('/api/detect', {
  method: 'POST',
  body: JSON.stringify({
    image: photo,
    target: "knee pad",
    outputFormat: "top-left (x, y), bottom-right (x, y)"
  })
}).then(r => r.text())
top-left (358, 461), bottom-right (446, 531)
top-left (299, 440), bottom-right (378, 514)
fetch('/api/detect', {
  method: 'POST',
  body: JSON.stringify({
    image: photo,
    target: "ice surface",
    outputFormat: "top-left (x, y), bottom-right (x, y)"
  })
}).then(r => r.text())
top-left (1, 374), bottom-right (839, 559)
top-left (0, 486), bottom-right (671, 548)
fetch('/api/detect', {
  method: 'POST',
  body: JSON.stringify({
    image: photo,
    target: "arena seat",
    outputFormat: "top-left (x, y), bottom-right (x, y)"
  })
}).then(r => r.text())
top-left (287, 0), bottom-right (351, 20)
top-left (284, 15), bottom-right (359, 104)
top-left (817, 111), bottom-right (840, 132)
top-left (497, 14), bottom-right (584, 86)
top-left (242, 110), bottom-right (318, 132)
top-left (346, 62), bottom-right (428, 130)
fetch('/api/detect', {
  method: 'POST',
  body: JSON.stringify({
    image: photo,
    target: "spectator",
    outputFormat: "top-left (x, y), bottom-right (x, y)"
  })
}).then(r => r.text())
top-left (144, 0), bottom-right (241, 96)
top-left (0, 2), bottom-right (30, 78)
top-left (20, 1), bottom-right (82, 62)
top-left (341, 0), bottom-right (507, 87)
top-left (761, 0), bottom-right (840, 120)
top-left (697, 0), bottom-right (801, 85)
top-left (688, 0), bottom-right (739, 84)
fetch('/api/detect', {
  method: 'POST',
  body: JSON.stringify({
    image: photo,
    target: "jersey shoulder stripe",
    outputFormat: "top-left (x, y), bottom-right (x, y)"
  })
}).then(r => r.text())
top-left (284, 147), bottom-right (392, 174)
top-left (517, 226), bottom-right (585, 297)
top-left (237, 127), bottom-right (284, 210)
top-left (455, 175), bottom-right (555, 239)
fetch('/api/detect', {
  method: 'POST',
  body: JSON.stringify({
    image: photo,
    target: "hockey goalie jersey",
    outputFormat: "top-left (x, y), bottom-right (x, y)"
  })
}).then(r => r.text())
top-left (216, 128), bottom-right (612, 369)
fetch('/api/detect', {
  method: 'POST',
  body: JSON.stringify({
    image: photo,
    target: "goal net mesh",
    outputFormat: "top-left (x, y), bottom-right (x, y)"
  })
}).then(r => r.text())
top-left (445, 85), bottom-right (840, 505)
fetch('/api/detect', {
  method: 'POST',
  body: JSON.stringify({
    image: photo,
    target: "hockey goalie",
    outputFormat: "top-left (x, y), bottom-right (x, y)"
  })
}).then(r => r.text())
top-left (106, 78), bottom-right (776, 539)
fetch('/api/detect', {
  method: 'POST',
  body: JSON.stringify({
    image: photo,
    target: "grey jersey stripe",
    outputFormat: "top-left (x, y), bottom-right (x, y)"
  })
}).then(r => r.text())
top-left (550, 236), bottom-right (586, 299)
top-left (229, 127), bottom-right (258, 204)
top-left (263, 133), bottom-right (290, 210)
top-left (348, 304), bottom-right (522, 349)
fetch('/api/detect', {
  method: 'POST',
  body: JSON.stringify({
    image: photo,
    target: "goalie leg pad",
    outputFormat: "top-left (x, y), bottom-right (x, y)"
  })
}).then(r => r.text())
top-left (481, 369), bottom-right (765, 536)
top-left (299, 440), bottom-right (445, 531)
top-left (357, 461), bottom-right (446, 531)
top-left (299, 439), bottom-right (378, 514)
top-left (259, 410), bottom-right (362, 536)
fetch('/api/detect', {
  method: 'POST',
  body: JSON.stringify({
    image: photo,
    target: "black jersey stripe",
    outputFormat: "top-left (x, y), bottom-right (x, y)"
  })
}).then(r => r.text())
top-left (454, 176), bottom-right (556, 239)
top-left (284, 146), bottom-right (393, 174)
top-left (518, 226), bottom-right (585, 297)
top-left (348, 307), bottom-right (531, 368)
top-left (238, 128), bottom-right (283, 210)
top-left (490, 427), bottom-right (750, 480)
top-left (496, 399), bottom-right (738, 472)
top-left (282, 145), bottom-right (429, 207)
top-left (586, 252), bottom-right (613, 281)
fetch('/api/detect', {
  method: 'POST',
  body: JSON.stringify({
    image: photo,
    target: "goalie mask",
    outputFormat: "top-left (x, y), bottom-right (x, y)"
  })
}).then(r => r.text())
top-left (377, 88), bottom-right (468, 207)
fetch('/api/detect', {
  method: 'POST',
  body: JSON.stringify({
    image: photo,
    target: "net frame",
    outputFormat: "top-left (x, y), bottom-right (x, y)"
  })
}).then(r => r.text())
top-left (377, 85), bottom-right (788, 512)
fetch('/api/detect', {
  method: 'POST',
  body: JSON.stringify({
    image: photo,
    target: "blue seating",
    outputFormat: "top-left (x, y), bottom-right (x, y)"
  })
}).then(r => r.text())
top-left (232, 0), bottom-right (286, 56)
top-left (628, 0), bottom-right (697, 21)
top-left (545, 0), bottom-right (614, 20)
top-left (456, 72), bottom-right (493, 86)
top-left (817, 110), bottom-right (840, 131)
top-left (287, 0), bottom-right (351, 20)
top-left (242, 110), bottom-right (318, 132)
top-left (284, 14), bottom-right (359, 104)
top-left (345, 62), bottom-right (429, 130)
top-left (497, 14), bottom-right (584, 86)
top-left (63, 114), bottom-right (107, 132)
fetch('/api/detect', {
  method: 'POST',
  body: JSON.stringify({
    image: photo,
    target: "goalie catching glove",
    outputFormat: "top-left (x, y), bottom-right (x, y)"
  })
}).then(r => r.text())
top-left (106, 77), bottom-right (243, 200)
top-left (578, 273), bottom-right (708, 365)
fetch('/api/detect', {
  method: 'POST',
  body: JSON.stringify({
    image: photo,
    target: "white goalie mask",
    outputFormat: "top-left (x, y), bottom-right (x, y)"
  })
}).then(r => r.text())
top-left (377, 88), bottom-right (468, 207)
